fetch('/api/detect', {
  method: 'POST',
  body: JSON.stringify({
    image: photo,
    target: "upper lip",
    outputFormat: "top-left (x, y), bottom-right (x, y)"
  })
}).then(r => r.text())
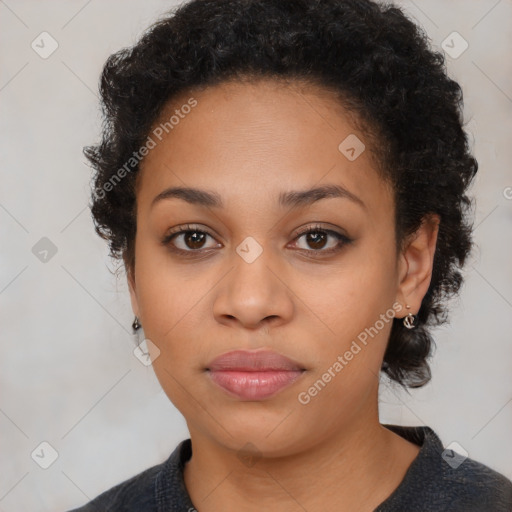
top-left (207, 349), bottom-right (305, 372)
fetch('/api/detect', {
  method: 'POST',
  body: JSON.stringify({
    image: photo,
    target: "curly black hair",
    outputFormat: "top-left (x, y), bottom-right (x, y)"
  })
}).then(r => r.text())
top-left (84, 0), bottom-right (478, 390)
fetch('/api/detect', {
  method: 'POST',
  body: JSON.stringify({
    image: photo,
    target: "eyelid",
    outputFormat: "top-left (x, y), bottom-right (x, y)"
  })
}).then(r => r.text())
top-left (289, 224), bottom-right (352, 253)
top-left (164, 223), bottom-right (211, 235)
top-left (162, 222), bottom-right (352, 256)
top-left (293, 223), bottom-right (346, 238)
top-left (162, 223), bottom-right (219, 246)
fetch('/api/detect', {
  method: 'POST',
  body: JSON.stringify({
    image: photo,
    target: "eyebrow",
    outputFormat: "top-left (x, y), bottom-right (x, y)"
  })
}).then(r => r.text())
top-left (151, 184), bottom-right (365, 210)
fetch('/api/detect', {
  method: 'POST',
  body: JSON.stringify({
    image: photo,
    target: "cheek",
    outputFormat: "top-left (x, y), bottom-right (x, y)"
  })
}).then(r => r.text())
top-left (134, 246), bottom-right (182, 338)
top-left (299, 238), bottom-right (398, 335)
top-left (131, 229), bottom-right (227, 412)
top-left (294, 242), bottom-right (398, 395)
top-left (135, 217), bottom-right (398, 365)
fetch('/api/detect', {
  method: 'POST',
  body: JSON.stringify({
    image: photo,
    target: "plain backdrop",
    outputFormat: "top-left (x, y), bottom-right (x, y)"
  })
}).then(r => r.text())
top-left (1, 0), bottom-right (511, 510)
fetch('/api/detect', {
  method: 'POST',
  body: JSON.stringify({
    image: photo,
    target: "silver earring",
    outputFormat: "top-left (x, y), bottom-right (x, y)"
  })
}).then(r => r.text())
top-left (403, 304), bottom-right (416, 329)
top-left (132, 316), bottom-right (141, 333)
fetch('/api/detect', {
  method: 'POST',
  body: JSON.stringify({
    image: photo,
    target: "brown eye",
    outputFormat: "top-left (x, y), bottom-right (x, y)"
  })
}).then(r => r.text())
top-left (162, 224), bottom-right (220, 254)
top-left (301, 231), bottom-right (328, 250)
top-left (166, 230), bottom-right (216, 250)
top-left (293, 226), bottom-right (351, 255)
top-left (161, 223), bottom-right (352, 259)
top-left (181, 231), bottom-right (208, 250)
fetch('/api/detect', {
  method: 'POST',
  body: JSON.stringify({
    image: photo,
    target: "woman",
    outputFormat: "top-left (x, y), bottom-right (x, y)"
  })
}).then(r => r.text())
top-left (70, 0), bottom-right (512, 510)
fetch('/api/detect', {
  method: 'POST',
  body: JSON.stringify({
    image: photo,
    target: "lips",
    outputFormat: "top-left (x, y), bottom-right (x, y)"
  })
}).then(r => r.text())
top-left (206, 349), bottom-right (306, 400)
top-left (207, 349), bottom-right (304, 372)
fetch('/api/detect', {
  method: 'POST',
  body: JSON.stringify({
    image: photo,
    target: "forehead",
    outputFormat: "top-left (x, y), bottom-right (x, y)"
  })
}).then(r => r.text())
top-left (136, 78), bottom-right (392, 215)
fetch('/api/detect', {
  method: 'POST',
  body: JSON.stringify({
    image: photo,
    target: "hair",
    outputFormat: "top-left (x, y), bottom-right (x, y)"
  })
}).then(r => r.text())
top-left (84, 0), bottom-right (478, 390)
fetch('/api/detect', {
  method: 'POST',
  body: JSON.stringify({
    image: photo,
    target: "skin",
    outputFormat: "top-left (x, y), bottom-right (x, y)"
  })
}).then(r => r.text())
top-left (127, 78), bottom-right (439, 511)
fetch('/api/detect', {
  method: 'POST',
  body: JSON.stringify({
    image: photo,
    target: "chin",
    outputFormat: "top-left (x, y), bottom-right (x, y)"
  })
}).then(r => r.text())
top-left (196, 408), bottom-right (314, 458)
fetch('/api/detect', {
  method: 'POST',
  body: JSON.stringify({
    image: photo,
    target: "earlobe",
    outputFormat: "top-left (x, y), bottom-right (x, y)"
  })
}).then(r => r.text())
top-left (395, 214), bottom-right (440, 316)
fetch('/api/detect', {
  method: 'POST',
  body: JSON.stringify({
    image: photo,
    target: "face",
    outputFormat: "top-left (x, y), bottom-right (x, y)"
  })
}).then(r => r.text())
top-left (127, 78), bottom-right (430, 457)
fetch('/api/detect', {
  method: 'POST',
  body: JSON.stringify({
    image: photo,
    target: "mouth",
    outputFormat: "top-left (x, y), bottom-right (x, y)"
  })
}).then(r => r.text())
top-left (206, 349), bottom-right (306, 400)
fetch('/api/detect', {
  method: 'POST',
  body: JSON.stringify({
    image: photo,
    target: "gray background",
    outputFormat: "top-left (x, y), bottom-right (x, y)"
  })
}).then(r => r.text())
top-left (1, 0), bottom-right (511, 510)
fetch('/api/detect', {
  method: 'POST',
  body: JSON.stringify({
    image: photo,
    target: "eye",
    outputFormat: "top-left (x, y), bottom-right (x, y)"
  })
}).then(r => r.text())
top-left (161, 224), bottom-right (220, 255)
top-left (291, 224), bottom-right (352, 256)
top-left (161, 223), bottom-right (352, 258)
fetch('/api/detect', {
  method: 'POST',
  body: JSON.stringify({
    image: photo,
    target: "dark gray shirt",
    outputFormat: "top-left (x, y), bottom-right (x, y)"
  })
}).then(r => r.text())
top-left (68, 424), bottom-right (512, 511)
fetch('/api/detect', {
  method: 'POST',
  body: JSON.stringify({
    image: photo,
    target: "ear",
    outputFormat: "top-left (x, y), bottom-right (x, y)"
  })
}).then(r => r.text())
top-left (124, 255), bottom-right (140, 320)
top-left (395, 214), bottom-right (440, 317)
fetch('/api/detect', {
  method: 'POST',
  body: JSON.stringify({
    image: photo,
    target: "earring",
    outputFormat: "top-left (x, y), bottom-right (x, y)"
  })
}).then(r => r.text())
top-left (403, 304), bottom-right (416, 329)
top-left (132, 316), bottom-right (141, 333)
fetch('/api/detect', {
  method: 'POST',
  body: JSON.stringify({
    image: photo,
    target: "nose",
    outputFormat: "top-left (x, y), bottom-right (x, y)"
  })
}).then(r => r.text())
top-left (211, 243), bottom-right (294, 331)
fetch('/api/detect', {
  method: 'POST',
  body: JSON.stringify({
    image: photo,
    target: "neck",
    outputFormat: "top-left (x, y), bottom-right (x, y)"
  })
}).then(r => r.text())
top-left (182, 397), bottom-right (418, 511)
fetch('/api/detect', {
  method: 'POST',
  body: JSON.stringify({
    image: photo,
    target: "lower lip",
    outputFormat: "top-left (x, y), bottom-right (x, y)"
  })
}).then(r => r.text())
top-left (207, 370), bottom-right (304, 400)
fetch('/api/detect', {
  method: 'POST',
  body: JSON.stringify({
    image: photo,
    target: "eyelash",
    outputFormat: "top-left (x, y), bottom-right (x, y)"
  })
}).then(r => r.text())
top-left (161, 223), bottom-right (352, 259)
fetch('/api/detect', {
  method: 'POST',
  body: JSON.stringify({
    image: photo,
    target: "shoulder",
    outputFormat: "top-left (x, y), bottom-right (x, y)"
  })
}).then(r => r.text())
top-left (378, 424), bottom-right (512, 512)
top-left (66, 439), bottom-right (192, 512)
top-left (435, 453), bottom-right (512, 511)
top-left (66, 462), bottom-right (162, 512)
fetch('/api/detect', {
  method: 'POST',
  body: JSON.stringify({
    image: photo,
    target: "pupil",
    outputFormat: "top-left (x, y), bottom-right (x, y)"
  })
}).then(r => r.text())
top-left (308, 232), bottom-right (326, 249)
top-left (186, 231), bottom-right (205, 249)
top-left (182, 231), bottom-right (329, 251)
